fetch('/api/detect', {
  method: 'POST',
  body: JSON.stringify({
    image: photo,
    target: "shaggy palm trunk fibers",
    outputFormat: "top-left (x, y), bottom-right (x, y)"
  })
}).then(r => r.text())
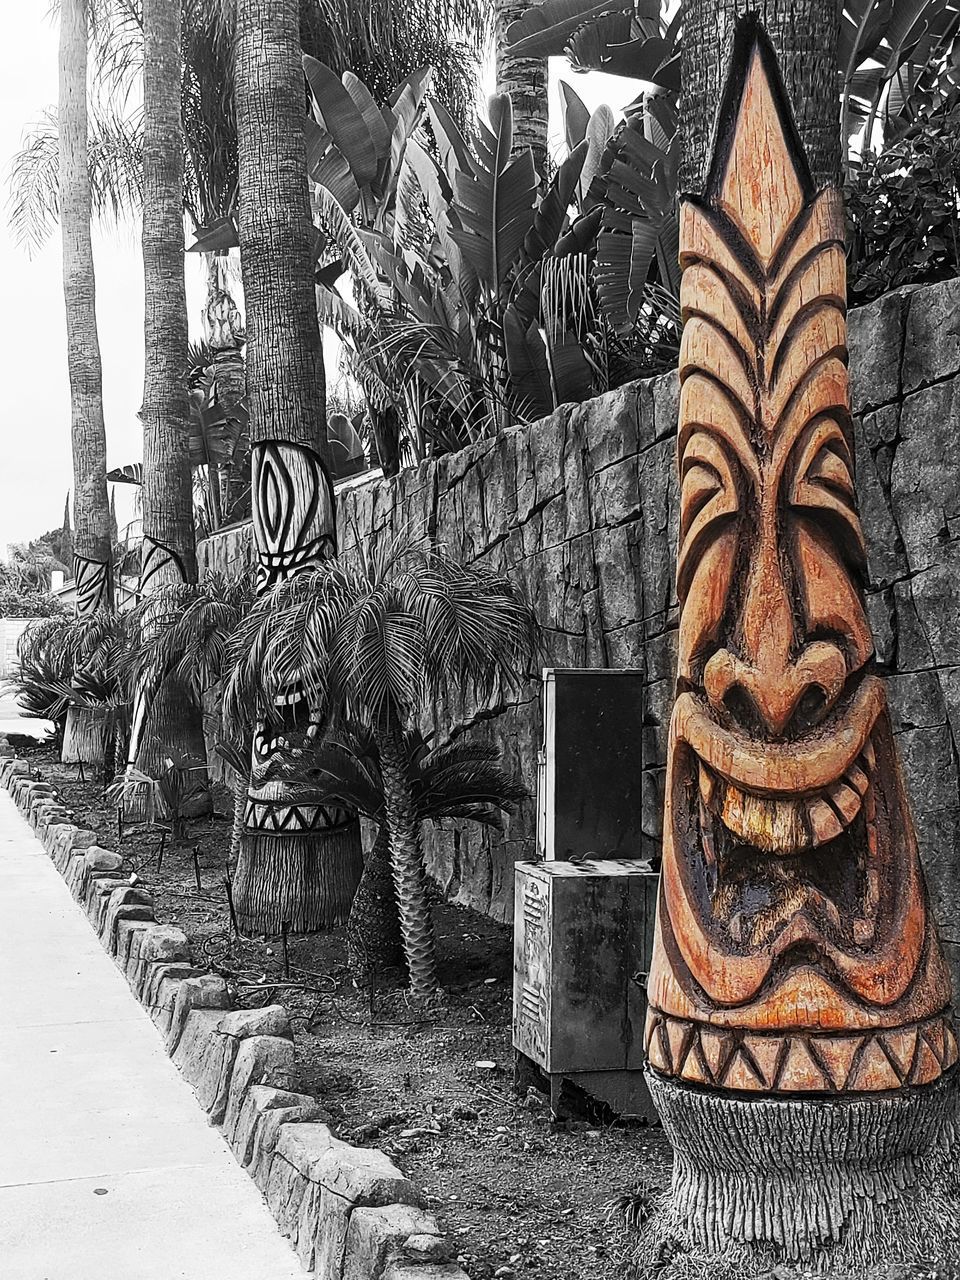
top-left (234, 820), bottom-right (364, 935)
top-left (347, 826), bottom-right (405, 986)
top-left (378, 726), bottom-right (439, 994)
top-left (61, 707), bottom-right (108, 766)
top-left (633, 1071), bottom-right (960, 1277)
top-left (229, 773), bottom-right (247, 868)
top-left (126, 674), bottom-right (211, 823)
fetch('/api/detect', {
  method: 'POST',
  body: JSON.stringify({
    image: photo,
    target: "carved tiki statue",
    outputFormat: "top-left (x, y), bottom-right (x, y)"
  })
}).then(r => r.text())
top-left (645, 28), bottom-right (956, 1100)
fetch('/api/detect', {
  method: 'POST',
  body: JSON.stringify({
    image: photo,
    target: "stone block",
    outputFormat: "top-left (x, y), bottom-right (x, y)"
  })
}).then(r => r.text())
top-left (129, 925), bottom-right (191, 999)
top-left (343, 1205), bottom-right (446, 1280)
top-left (173, 1007), bottom-right (290, 1125)
top-left (222, 1034), bottom-right (296, 1139)
top-left (142, 965), bottom-right (203, 1035)
top-left (100, 887), bottom-right (155, 952)
top-left (115, 919), bottom-right (151, 972)
top-left (165, 973), bottom-right (230, 1054)
top-left (382, 1265), bottom-right (468, 1280)
top-left (230, 1086), bottom-right (322, 1169)
top-left (902, 276), bottom-right (960, 394)
top-left (312, 1142), bottom-right (420, 1279)
top-left (249, 1101), bottom-right (328, 1191)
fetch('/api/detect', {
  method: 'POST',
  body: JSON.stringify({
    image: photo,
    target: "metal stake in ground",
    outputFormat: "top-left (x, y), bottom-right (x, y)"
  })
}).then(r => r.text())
top-left (224, 875), bottom-right (240, 937)
top-left (156, 830), bottom-right (166, 875)
top-left (116, 806), bottom-right (123, 842)
top-left (192, 844), bottom-right (202, 891)
top-left (281, 919), bottom-right (290, 979)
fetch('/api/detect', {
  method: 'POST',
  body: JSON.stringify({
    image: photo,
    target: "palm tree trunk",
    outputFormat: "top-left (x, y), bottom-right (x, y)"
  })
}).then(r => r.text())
top-left (59, 0), bottom-right (113, 765)
top-left (376, 722), bottom-right (439, 995)
top-left (495, 0), bottom-right (549, 180)
top-left (232, 0), bottom-right (362, 934)
top-left (59, 0), bottom-right (113, 622)
top-left (229, 769), bottom-right (247, 869)
top-left (347, 825), bottom-right (405, 987)
top-left (127, 0), bottom-right (210, 821)
top-left (680, 0), bottom-right (842, 193)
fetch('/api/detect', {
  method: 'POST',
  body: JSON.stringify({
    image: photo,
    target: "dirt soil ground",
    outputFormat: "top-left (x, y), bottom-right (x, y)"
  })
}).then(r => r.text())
top-left (23, 742), bottom-right (673, 1280)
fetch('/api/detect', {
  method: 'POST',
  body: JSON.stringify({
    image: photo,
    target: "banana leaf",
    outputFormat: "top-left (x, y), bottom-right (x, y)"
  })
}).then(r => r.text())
top-left (506, 0), bottom-right (632, 60)
top-left (560, 81), bottom-right (591, 152)
top-left (503, 306), bottom-right (555, 420)
top-left (303, 55), bottom-right (379, 186)
top-left (449, 96), bottom-right (539, 297)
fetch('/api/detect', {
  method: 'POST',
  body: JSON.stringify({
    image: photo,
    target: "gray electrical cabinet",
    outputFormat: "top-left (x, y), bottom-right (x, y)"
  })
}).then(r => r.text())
top-left (516, 668), bottom-right (659, 1120)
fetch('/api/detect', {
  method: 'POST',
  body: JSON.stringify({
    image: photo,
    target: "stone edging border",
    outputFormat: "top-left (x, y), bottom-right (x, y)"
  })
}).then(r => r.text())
top-left (0, 750), bottom-right (466, 1280)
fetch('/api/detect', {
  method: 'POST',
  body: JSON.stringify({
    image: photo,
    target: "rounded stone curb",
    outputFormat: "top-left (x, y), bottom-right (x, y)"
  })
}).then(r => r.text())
top-left (1, 764), bottom-right (468, 1280)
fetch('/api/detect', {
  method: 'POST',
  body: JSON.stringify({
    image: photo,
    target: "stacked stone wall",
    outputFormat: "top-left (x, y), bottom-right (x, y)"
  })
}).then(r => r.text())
top-left (200, 277), bottom-right (960, 983)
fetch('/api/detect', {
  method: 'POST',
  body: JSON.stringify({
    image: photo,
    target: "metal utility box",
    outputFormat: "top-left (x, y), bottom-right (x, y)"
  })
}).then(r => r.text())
top-left (536, 668), bottom-right (645, 860)
top-left (513, 858), bottom-right (659, 1119)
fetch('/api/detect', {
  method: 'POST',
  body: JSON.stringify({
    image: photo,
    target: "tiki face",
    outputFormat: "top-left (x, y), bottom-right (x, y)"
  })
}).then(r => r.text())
top-left (645, 35), bottom-right (956, 1094)
top-left (244, 439), bottom-right (352, 839)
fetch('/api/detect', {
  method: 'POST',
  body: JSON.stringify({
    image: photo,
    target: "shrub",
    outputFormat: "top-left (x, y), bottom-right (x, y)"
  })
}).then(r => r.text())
top-left (0, 587), bottom-right (66, 618)
top-left (847, 91), bottom-right (960, 303)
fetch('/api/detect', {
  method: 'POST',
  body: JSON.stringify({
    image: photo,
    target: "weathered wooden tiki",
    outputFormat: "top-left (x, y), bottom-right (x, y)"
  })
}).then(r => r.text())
top-left (642, 21), bottom-right (959, 1269)
top-left (233, 440), bottom-right (363, 932)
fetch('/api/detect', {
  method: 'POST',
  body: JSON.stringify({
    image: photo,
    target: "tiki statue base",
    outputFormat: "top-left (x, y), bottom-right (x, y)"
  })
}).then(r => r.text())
top-left (635, 1069), bottom-right (960, 1277)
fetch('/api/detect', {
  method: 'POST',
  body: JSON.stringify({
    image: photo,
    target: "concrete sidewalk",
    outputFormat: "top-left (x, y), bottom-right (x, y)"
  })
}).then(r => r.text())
top-left (0, 787), bottom-right (303, 1280)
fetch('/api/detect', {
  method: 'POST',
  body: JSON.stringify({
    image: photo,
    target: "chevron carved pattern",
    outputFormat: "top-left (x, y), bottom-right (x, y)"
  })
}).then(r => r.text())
top-left (74, 555), bottom-right (111, 617)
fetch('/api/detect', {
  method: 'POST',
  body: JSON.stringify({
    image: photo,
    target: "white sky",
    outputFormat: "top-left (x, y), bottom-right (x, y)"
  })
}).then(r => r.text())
top-left (0, 6), bottom-right (640, 558)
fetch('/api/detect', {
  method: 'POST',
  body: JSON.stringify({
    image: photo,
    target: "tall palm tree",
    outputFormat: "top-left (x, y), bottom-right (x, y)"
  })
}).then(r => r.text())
top-left (495, 0), bottom-right (549, 179)
top-left (126, 0), bottom-right (210, 816)
top-left (231, 0), bottom-right (364, 936)
top-left (681, 0), bottom-right (842, 191)
top-left (59, 0), bottom-right (113, 616)
top-left (226, 537), bottom-right (540, 994)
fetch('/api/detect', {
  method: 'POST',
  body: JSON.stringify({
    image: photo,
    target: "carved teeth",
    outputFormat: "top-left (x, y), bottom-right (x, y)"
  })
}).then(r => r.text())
top-left (827, 780), bottom-right (862, 826)
top-left (729, 912), bottom-right (746, 945)
top-left (845, 762), bottom-right (869, 796)
top-left (699, 763), bottom-right (717, 807)
top-left (805, 797), bottom-right (844, 845)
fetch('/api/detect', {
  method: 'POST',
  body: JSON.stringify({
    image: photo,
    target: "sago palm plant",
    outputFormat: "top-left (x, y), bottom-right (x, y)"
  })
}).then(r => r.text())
top-left (224, 535), bottom-right (540, 994)
top-left (294, 723), bottom-right (526, 985)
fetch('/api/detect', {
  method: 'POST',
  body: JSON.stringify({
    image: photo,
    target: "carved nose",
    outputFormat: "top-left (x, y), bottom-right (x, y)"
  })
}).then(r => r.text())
top-left (703, 640), bottom-right (847, 737)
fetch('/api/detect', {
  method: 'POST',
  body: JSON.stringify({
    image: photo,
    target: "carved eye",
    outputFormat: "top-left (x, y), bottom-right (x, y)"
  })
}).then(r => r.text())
top-left (677, 430), bottom-right (739, 599)
top-left (789, 422), bottom-right (866, 565)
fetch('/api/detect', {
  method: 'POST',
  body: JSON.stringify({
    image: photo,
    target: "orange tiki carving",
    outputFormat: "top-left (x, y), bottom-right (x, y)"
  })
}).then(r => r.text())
top-left (644, 27), bottom-right (956, 1099)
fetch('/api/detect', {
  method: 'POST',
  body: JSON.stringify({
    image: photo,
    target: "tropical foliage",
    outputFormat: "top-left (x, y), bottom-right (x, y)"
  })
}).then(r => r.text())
top-left (224, 535), bottom-right (539, 993)
top-left (847, 72), bottom-right (960, 299)
top-left (308, 59), bottom-right (679, 466)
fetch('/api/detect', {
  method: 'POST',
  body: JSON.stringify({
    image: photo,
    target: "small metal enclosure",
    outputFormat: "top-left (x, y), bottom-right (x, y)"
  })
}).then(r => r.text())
top-left (536, 668), bottom-right (645, 861)
top-left (513, 859), bottom-right (660, 1119)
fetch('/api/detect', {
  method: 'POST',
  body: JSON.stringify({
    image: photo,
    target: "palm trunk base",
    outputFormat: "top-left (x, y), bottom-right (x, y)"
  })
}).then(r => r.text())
top-left (347, 827), bottom-right (405, 986)
top-left (126, 674), bottom-right (211, 823)
top-left (234, 820), bottom-right (364, 935)
top-left (636, 1069), bottom-right (960, 1275)
top-left (61, 707), bottom-right (108, 765)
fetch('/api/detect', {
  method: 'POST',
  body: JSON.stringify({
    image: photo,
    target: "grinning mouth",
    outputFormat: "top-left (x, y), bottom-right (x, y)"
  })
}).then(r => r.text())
top-left (678, 675), bottom-right (886, 953)
top-left (698, 776), bottom-right (879, 951)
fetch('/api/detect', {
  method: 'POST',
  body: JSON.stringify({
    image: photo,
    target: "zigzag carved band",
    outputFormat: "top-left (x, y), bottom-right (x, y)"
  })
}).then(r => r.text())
top-left (243, 798), bottom-right (354, 835)
top-left (645, 1006), bottom-right (959, 1095)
